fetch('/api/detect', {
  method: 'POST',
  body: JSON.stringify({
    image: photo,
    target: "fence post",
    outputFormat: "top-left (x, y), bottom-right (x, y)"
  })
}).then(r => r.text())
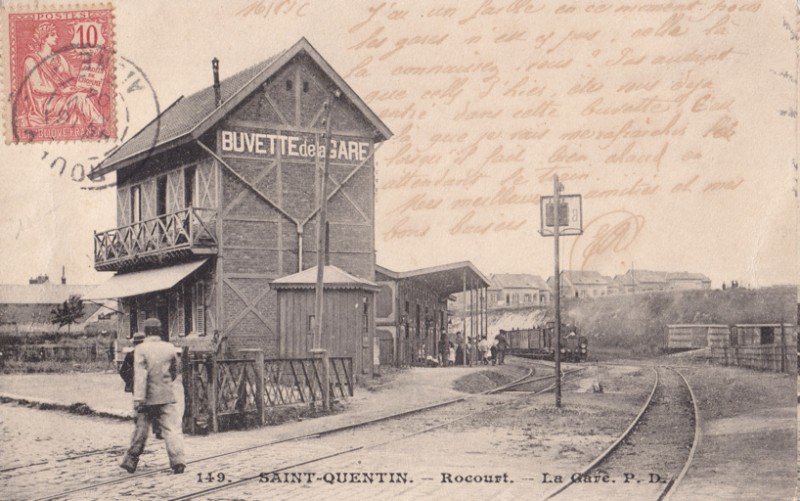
top-left (240, 349), bottom-right (265, 426)
top-left (780, 322), bottom-right (786, 373)
top-left (322, 350), bottom-right (330, 411)
top-left (181, 347), bottom-right (191, 434)
top-left (209, 353), bottom-right (218, 433)
top-left (310, 348), bottom-right (330, 411)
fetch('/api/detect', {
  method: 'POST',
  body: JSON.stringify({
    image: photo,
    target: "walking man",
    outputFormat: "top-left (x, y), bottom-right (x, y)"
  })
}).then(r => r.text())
top-left (119, 331), bottom-right (162, 439)
top-left (120, 318), bottom-right (186, 474)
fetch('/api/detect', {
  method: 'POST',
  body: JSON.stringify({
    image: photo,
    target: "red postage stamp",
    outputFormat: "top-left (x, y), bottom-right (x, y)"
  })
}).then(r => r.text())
top-left (3, 5), bottom-right (116, 143)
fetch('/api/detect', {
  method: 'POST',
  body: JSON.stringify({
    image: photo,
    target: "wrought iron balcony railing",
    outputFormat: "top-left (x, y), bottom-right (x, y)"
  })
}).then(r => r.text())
top-left (94, 207), bottom-right (217, 271)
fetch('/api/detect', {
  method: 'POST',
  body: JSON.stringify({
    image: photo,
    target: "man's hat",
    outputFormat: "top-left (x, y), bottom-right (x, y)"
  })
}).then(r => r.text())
top-left (143, 318), bottom-right (162, 329)
top-left (132, 331), bottom-right (146, 343)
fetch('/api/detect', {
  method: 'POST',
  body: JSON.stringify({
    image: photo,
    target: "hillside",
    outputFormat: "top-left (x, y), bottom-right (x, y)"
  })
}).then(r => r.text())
top-left (567, 286), bottom-right (796, 356)
top-left (457, 287), bottom-right (797, 357)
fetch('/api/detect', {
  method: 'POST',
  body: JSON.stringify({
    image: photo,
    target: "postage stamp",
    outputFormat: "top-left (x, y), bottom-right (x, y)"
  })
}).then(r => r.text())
top-left (3, 4), bottom-right (116, 143)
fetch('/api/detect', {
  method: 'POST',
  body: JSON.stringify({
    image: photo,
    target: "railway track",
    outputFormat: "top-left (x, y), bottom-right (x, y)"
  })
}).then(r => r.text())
top-left (544, 366), bottom-right (700, 501)
top-left (24, 360), bottom-right (574, 500)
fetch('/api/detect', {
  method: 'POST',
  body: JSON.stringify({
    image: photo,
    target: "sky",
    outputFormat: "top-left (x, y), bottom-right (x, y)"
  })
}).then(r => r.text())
top-left (0, 0), bottom-right (797, 289)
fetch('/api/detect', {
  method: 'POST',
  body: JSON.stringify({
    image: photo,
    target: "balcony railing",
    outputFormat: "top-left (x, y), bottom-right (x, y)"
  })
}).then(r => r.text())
top-left (94, 207), bottom-right (217, 271)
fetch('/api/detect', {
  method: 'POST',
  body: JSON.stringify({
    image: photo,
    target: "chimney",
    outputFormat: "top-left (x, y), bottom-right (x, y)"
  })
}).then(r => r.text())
top-left (61, 266), bottom-right (66, 284)
top-left (212, 58), bottom-right (221, 107)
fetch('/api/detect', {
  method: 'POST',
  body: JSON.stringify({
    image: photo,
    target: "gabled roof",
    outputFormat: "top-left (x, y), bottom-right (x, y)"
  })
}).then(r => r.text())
top-left (93, 37), bottom-right (392, 176)
top-left (489, 273), bottom-right (547, 290)
top-left (667, 272), bottom-right (711, 282)
top-left (0, 284), bottom-right (97, 304)
top-left (561, 270), bottom-right (610, 286)
top-left (628, 270), bottom-right (669, 284)
top-left (272, 265), bottom-right (379, 291)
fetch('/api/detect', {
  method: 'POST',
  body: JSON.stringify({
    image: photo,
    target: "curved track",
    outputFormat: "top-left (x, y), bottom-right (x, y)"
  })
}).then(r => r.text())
top-left (544, 366), bottom-right (699, 500)
top-left (24, 360), bottom-right (574, 500)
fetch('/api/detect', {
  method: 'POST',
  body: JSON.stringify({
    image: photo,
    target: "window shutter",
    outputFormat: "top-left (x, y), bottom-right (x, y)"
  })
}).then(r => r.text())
top-left (195, 281), bottom-right (205, 335)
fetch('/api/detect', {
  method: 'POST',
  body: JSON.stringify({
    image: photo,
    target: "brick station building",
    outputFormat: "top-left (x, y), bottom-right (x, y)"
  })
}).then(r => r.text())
top-left (86, 38), bottom-right (392, 374)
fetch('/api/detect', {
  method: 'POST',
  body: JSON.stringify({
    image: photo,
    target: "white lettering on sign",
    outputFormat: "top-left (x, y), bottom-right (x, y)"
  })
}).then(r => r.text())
top-left (221, 130), bottom-right (371, 162)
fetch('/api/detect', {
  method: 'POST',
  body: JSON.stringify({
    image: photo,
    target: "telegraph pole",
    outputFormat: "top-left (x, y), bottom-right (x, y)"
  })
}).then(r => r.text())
top-left (553, 175), bottom-right (562, 408)
top-left (313, 93), bottom-right (337, 411)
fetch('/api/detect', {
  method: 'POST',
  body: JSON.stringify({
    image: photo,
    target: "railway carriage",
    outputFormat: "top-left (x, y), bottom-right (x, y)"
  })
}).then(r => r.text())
top-left (502, 322), bottom-right (588, 362)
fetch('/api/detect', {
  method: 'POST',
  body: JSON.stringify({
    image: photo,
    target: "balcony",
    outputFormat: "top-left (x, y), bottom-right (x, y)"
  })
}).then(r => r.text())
top-left (94, 207), bottom-right (217, 272)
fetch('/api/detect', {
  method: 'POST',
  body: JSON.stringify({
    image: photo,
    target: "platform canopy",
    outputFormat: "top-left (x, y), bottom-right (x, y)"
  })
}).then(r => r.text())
top-left (376, 261), bottom-right (490, 297)
top-left (84, 259), bottom-right (208, 300)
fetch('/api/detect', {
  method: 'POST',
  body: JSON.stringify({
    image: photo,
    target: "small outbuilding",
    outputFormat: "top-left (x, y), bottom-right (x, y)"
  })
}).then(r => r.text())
top-left (272, 265), bottom-right (379, 377)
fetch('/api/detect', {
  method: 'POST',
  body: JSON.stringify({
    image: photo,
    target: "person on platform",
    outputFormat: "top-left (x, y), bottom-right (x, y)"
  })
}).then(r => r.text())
top-left (118, 331), bottom-right (162, 439)
top-left (495, 333), bottom-right (509, 365)
top-left (478, 336), bottom-right (490, 365)
top-left (120, 318), bottom-right (185, 474)
top-left (490, 338), bottom-right (498, 366)
top-left (438, 334), bottom-right (449, 367)
top-left (448, 341), bottom-right (456, 367)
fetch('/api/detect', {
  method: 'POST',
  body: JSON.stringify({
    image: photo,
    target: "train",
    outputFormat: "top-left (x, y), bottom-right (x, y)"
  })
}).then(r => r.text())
top-left (500, 322), bottom-right (589, 362)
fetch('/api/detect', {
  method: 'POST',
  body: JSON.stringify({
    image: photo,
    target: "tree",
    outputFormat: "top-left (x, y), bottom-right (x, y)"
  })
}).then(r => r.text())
top-left (51, 295), bottom-right (85, 333)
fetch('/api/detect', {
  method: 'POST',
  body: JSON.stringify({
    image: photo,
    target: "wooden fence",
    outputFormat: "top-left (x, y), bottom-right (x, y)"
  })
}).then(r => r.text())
top-left (1, 343), bottom-right (113, 363)
top-left (710, 344), bottom-right (795, 373)
top-left (182, 349), bottom-right (354, 434)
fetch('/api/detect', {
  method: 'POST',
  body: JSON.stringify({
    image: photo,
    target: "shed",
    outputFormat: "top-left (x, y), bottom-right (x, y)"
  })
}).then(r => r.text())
top-left (272, 265), bottom-right (380, 377)
top-left (665, 324), bottom-right (729, 351)
top-left (732, 324), bottom-right (795, 346)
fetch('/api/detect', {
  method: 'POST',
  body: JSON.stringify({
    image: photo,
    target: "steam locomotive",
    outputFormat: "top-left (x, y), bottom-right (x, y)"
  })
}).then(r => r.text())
top-left (501, 322), bottom-right (588, 362)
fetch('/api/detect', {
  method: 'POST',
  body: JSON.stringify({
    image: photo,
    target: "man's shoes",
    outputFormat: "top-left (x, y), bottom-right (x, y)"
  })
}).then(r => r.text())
top-left (120, 462), bottom-right (137, 474)
top-left (155, 431), bottom-right (163, 440)
top-left (172, 464), bottom-right (186, 474)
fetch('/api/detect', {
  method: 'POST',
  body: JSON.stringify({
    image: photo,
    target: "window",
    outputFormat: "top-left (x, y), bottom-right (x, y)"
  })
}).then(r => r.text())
top-left (184, 281), bottom-right (205, 335)
top-left (759, 327), bottom-right (774, 345)
top-left (156, 175), bottom-right (167, 216)
top-left (415, 304), bottom-right (421, 338)
top-left (130, 185), bottom-right (142, 223)
top-left (195, 281), bottom-right (205, 335)
top-left (184, 166), bottom-right (196, 208)
top-left (129, 300), bottom-right (138, 337)
top-left (183, 283), bottom-right (193, 335)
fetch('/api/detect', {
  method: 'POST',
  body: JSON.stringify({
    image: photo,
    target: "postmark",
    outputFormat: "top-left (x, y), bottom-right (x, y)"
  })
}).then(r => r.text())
top-left (568, 209), bottom-right (646, 273)
top-left (3, 4), bottom-right (116, 143)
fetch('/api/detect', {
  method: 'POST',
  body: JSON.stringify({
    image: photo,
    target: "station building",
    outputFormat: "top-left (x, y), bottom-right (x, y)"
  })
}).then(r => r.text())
top-left (375, 263), bottom-right (490, 366)
top-left (86, 38), bottom-right (392, 376)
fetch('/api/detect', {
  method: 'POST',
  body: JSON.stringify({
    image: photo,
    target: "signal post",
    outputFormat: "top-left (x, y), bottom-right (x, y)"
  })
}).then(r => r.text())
top-left (540, 175), bottom-right (582, 408)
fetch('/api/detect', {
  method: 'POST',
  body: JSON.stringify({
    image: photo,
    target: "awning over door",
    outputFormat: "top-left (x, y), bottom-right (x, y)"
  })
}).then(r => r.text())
top-left (84, 259), bottom-right (208, 300)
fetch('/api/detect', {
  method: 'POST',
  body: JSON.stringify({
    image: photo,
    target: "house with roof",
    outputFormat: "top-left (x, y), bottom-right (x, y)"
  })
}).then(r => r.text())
top-left (609, 269), bottom-right (711, 294)
top-left (85, 38), bottom-right (392, 376)
top-left (0, 271), bottom-right (117, 333)
top-left (548, 270), bottom-right (611, 299)
top-left (666, 272), bottom-right (712, 290)
top-left (486, 273), bottom-right (550, 308)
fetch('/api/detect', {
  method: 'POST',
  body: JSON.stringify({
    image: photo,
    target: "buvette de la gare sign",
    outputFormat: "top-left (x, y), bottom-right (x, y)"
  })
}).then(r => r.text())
top-left (220, 129), bottom-right (372, 162)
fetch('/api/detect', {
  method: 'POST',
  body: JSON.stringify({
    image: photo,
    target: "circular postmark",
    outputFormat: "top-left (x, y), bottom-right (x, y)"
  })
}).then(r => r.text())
top-left (568, 210), bottom-right (646, 273)
top-left (9, 43), bottom-right (161, 190)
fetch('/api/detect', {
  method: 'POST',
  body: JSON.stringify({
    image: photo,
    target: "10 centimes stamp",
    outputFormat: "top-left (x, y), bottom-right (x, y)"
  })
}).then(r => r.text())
top-left (4, 4), bottom-right (116, 143)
